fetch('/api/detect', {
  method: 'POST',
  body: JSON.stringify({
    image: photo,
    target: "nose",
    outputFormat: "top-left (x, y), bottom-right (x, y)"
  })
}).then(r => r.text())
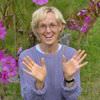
top-left (46, 26), bottom-right (51, 32)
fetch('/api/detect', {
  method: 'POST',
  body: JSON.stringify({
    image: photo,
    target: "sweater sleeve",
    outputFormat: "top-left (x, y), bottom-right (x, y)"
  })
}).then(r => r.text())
top-left (18, 52), bottom-right (47, 100)
top-left (61, 71), bottom-right (81, 100)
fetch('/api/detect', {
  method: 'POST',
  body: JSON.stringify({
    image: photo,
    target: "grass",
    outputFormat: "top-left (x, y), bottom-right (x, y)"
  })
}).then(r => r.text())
top-left (78, 18), bottom-right (100, 100)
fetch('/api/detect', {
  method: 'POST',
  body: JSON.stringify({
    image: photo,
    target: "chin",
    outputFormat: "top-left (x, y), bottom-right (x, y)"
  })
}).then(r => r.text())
top-left (42, 39), bottom-right (57, 45)
top-left (44, 41), bottom-right (55, 46)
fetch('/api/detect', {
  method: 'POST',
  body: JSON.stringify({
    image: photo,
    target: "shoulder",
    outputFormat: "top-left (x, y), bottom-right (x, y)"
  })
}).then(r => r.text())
top-left (19, 46), bottom-right (34, 60)
top-left (66, 46), bottom-right (76, 54)
top-left (62, 45), bottom-right (77, 59)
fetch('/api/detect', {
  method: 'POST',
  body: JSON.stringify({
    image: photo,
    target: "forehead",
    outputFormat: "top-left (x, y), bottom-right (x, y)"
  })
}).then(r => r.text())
top-left (39, 12), bottom-right (58, 24)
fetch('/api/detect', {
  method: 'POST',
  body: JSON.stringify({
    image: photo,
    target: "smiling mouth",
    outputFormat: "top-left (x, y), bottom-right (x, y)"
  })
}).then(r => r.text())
top-left (43, 34), bottom-right (54, 39)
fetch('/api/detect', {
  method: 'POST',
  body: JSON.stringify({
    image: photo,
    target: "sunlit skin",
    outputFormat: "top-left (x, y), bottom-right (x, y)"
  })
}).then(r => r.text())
top-left (22, 12), bottom-right (88, 89)
top-left (37, 12), bottom-right (63, 53)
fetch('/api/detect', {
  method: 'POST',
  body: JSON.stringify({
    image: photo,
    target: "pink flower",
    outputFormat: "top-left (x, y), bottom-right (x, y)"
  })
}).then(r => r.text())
top-left (1, 56), bottom-right (17, 68)
top-left (89, 0), bottom-right (97, 13)
top-left (0, 20), bottom-right (7, 40)
top-left (97, 1), bottom-right (100, 8)
top-left (77, 9), bottom-right (88, 16)
top-left (89, 0), bottom-right (95, 7)
top-left (0, 50), bottom-right (4, 60)
top-left (66, 19), bottom-right (80, 31)
top-left (0, 55), bottom-right (17, 83)
top-left (84, 16), bottom-right (91, 24)
top-left (0, 72), bottom-right (2, 78)
top-left (80, 23), bottom-right (89, 33)
top-left (0, 71), bottom-right (9, 84)
top-left (32, 0), bottom-right (48, 5)
top-left (8, 69), bottom-right (17, 77)
top-left (2, 64), bottom-right (17, 77)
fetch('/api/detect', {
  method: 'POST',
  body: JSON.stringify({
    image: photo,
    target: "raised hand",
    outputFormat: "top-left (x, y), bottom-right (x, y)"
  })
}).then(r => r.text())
top-left (62, 49), bottom-right (88, 80)
top-left (22, 56), bottom-right (47, 82)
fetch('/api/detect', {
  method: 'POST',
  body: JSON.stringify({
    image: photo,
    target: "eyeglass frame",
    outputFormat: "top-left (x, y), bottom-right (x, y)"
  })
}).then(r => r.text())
top-left (37, 22), bottom-right (61, 33)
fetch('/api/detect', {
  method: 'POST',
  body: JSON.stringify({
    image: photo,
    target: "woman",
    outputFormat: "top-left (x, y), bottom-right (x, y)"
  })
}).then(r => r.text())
top-left (18, 6), bottom-right (88, 100)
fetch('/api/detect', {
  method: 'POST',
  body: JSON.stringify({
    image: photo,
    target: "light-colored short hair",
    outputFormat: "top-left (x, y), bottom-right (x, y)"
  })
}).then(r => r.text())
top-left (31, 6), bottom-right (66, 39)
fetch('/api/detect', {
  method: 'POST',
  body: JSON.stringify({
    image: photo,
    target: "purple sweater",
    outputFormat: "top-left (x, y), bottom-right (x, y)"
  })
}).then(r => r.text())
top-left (18, 44), bottom-right (81, 100)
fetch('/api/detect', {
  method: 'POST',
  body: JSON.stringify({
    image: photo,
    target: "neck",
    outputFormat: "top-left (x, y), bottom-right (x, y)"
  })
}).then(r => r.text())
top-left (39, 42), bottom-right (59, 54)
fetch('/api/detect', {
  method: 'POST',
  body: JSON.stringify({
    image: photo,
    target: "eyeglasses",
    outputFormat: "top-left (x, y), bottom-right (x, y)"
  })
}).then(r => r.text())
top-left (38, 23), bottom-right (58, 33)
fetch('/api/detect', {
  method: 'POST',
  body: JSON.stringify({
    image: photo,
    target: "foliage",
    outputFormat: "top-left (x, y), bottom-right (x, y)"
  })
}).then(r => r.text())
top-left (66, 0), bottom-right (100, 47)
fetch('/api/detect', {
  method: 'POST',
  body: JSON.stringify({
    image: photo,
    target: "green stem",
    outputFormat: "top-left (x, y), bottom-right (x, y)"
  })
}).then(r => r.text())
top-left (1, 40), bottom-right (5, 49)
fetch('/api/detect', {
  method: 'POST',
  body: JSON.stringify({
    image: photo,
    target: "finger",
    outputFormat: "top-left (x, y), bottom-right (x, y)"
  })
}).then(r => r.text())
top-left (26, 56), bottom-right (35, 66)
top-left (78, 53), bottom-right (87, 64)
top-left (62, 55), bottom-right (68, 63)
top-left (22, 61), bottom-right (32, 71)
top-left (24, 56), bottom-right (34, 67)
top-left (23, 68), bottom-right (33, 76)
top-left (79, 61), bottom-right (88, 68)
top-left (76, 50), bottom-right (85, 60)
top-left (23, 57), bottom-right (33, 69)
top-left (40, 57), bottom-right (46, 67)
top-left (73, 49), bottom-right (81, 59)
top-left (23, 57), bottom-right (32, 66)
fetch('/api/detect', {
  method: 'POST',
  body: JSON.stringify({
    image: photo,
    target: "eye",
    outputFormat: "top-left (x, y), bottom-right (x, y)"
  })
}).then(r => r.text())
top-left (50, 23), bottom-right (57, 28)
top-left (39, 24), bottom-right (46, 29)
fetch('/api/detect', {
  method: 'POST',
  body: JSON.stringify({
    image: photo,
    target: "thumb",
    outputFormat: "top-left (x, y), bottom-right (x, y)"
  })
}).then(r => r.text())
top-left (62, 55), bottom-right (68, 63)
top-left (40, 57), bottom-right (46, 67)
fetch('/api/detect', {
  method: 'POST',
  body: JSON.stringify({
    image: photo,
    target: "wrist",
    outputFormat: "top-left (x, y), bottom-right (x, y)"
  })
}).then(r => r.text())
top-left (64, 78), bottom-right (74, 83)
top-left (64, 75), bottom-right (74, 80)
top-left (64, 78), bottom-right (75, 88)
top-left (35, 80), bottom-right (44, 90)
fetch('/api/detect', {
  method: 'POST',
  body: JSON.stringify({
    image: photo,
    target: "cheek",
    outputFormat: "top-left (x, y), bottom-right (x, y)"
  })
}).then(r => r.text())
top-left (39, 34), bottom-right (43, 40)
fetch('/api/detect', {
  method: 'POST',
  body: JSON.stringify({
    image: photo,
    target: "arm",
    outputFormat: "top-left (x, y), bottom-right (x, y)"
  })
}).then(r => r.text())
top-left (61, 71), bottom-right (81, 100)
top-left (61, 49), bottom-right (87, 100)
top-left (18, 54), bottom-right (47, 100)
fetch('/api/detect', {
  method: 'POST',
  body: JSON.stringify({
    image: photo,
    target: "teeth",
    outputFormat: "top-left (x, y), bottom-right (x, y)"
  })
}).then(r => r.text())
top-left (46, 36), bottom-right (52, 38)
top-left (44, 34), bottom-right (53, 38)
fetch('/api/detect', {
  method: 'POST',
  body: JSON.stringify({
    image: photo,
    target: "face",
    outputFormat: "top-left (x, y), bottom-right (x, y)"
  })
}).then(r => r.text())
top-left (37, 12), bottom-right (63, 46)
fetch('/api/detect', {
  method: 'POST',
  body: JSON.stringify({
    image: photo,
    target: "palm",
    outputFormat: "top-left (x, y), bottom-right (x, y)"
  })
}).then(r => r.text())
top-left (62, 50), bottom-right (88, 79)
top-left (22, 56), bottom-right (47, 82)
top-left (63, 59), bottom-right (78, 77)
